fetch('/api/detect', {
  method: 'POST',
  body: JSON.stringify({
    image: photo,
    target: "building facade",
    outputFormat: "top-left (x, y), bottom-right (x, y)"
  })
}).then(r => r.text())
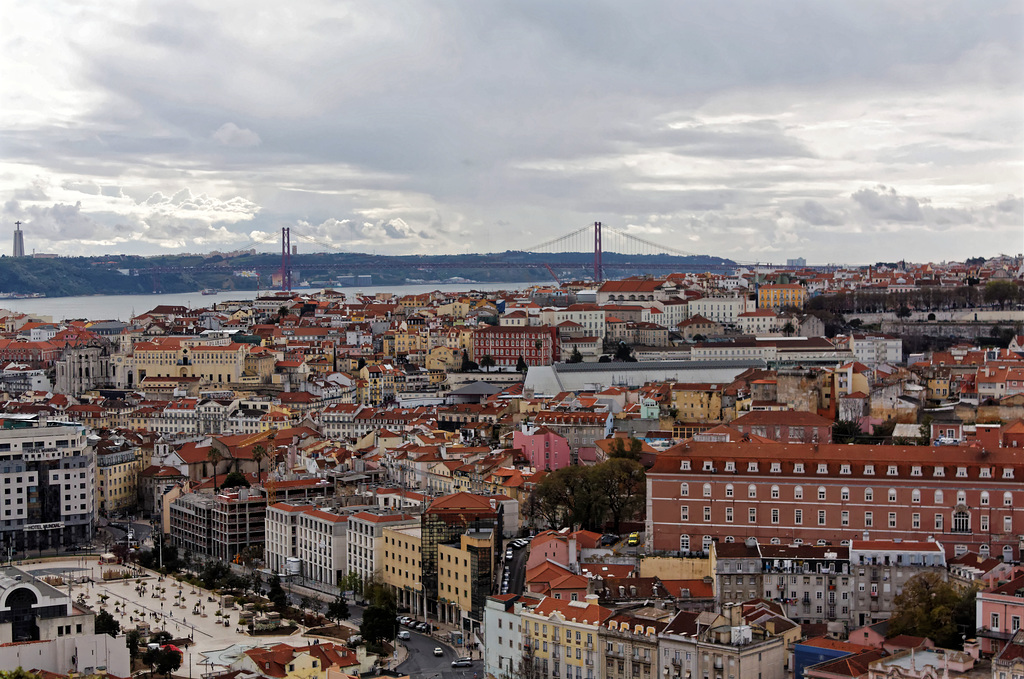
top-left (647, 441), bottom-right (1024, 562)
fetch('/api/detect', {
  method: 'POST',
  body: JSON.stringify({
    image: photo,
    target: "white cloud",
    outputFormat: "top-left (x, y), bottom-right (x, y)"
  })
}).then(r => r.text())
top-left (212, 122), bottom-right (262, 148)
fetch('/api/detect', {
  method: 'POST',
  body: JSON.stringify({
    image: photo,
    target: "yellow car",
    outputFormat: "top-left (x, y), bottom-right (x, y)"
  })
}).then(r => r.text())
top-left (627, 532), bottom-right (640, 546)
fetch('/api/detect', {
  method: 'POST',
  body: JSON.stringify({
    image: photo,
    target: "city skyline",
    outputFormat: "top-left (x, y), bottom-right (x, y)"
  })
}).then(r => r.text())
top-left (1, 1), bottom-right (1021, 263)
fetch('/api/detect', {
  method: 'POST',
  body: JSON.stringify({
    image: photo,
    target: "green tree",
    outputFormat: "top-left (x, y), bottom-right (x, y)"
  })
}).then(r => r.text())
top-left (608, 437), bottom-right (643, 462)
top-left (516, 355), bottom-right (528, 373)
top-left (832, 420), bottom-right (862, 444)
top-left (984, 280), bottom-right (1019, 310)
top-left (267, 574), bottom-right (288, 609)
top-left (896, 306), bottom-right (912, 319)
top-left (206, 447), bottom-right (224, 491)
top-left (613, 343), bottom-right (636, 362)
top-left (567, 347), bottom-right (583, 364)
top-left (221, 470), bottom-right (250, 488)
top-left (200, 560), bottom-right (230, 590)
top-left (782, 320), bottom-right (796, 337)
top-left (356, 357), bottom-right (366, 371)
top-left (96, 609), bottom-right (121, 637)
top-left (888, 572), bottom-right (977, 649)
top-left (480, 354), bottom-right (496, 372)
top-left (338, 571), bottom-right (362, 594)
top-left (126, 629), bottom-right (141, 661)
top-left (594, 457), bottom-right (646, 534)
top-left (251, 444), bottom-right (268, 484)
top-left (0, 670), bottom-right (42, 679)
top-left (359, 578), bottom-right (398, 645)
top-left (326, 594), bottom-right (350, 622)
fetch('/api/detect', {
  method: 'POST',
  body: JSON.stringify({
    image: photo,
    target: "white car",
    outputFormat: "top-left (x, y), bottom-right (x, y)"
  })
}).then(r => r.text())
top-left (433, 647), bottom-right (444, 657)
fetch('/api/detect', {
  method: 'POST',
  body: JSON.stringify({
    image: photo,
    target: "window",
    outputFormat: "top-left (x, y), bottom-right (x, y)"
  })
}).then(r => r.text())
top-left (795, 509), bottom-right (802, 524)
top-left (957, 490), bottom-right (967, 505)
top-left (865, 512), bottom-right (873, 527)
top-left (912, 489), bottom-right (921, 503)
top-left (680, 461), bottom-right (691, 471)
top-left (1005, 492), bottom-right (1013, 506)
top-left (794, 463), bottom-right (805, 474)
top-left (794, 486), bottom-right (803, 500)
top-left (772, 508), bottom-right (779, 524)
top-left (864, 465), bottom-right (875, 475)
top-left (749, 508), bottom-right (757, 523)
top-left (841, 510), bottom-right (849, 526)
top-left (981, 491), bottom-right (990, 506)
top-left (702, 461), bottom-right (714, 471)
top-left (1006, 516), bottom-right (1013, 532)
top-left (747, 462), bottom-right (758, 472)
top-left (992, 613), bottom-right (1001, 631)
top-left (935, 514), bottom-right (944, 531)
top-left (703, 483), bottom-right (712, 498)
top-left (771, 485), bottom-right (780, 499)
top-left (888, 488), bottom-right (897, 502)
top-left (725, 484), bottom-right (734, 498)
top-left (818, 486), bottom-right (826, 500)
top-left (770, 462), bottom-right (781, 473)
top-left (911, 466), bottom-right (922, 476)
top-left (935, 490), bottom-right (944, 504)
top-left (953, 510), bottom-right (970, 533)
top-left (864, 488), bottom-right (874, 502)
top-left (981, 515), bottom-right (989, 531)
top-left (956, 467), bottom-right (968, 478)
top-left (841, 487), bottom-right (850, 501)
top-left (840, 464), bottom-right (851, 475)
top-left (680, 535), bottom-right (690, 552)
top-left (913, 513), bottom-right (921, 529)
top-left (725, 507), bottom-right (733, 523)
top-left (981, 467), bottom-right (992, 478)
top-left (704, 506), bottom-right (711, 522)
top-left (934, 466), bottom-right (945, 477)
top-left (817, 463), bottom-right (828, 474)
top-left (1003, 468), bottom-right (1014, 479)
top-left (889, 512), bottom-right (897, 528)
top-left (887, 465), bottom-right (898, 476)
top-left (680, 483), bottom-right (689, 497)
top-left (724, 461), bottom-right (736, 472)
top-left (748, 484), bottom-right (757, 499)
top-left (818, 510), bottom-right (826, 525)
top-left (680, 506), bottom-right (689, 522)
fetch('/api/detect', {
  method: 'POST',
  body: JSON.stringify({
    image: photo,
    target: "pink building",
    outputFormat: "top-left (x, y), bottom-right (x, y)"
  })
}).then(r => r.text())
top-left (976, 572), bottom-right (1024, 654)
top-left (512, 425), bottom-right (571, 471)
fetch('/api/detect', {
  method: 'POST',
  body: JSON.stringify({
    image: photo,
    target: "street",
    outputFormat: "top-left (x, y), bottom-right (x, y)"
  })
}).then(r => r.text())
top-left (397, 627), bottom-right (482, 679)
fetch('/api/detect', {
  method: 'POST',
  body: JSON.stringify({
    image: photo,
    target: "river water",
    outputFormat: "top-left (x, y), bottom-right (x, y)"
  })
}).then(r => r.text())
top-left (0, 281), bottom-right (543, 321)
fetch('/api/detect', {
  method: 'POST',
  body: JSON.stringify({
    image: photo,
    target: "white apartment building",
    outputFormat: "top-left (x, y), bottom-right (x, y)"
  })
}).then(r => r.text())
top-left (537, 305), bottom-right (607, 339)
top-left (346, 511), bottom-right (419, 586)
top-left (484, 594), bottom-right (531, 679)
top-left (265, 502), bottom-right (349, 591)
top-left (687, 295), bottom-right (754, 326)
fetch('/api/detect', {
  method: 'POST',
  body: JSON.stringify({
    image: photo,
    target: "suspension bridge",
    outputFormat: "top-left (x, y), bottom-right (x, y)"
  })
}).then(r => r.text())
top-left (135, 222), bottom-right (736, 291)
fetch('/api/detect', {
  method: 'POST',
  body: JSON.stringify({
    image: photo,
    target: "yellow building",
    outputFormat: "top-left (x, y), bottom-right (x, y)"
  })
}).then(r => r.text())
top-left (437, 529), bottom-right (497, 630)
top-left (521, 596), bottom-right (613, 679)
top-left (358, 364), bottom-right (398, 405)
top-left (382, 525), bottom-right (424, 616)
top-left (425, 346), bottom-right (461, 372)
top-left (133, 338), bottom-right (250, 385)
top-left (757, 283), bottom-right (807, 311)
top-left (96, 448), bottom-right (141, 513)
top-left (671, 383), bottom-right (726, 423)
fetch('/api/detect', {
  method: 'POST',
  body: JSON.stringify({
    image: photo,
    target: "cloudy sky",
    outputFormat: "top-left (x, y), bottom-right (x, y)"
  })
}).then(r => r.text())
top-left (1, 1), bottom-right (1021, 265)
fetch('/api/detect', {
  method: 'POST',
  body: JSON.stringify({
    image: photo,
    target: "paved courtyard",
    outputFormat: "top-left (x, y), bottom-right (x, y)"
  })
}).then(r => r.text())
top-left (24, 556), bottom-right (312, 677)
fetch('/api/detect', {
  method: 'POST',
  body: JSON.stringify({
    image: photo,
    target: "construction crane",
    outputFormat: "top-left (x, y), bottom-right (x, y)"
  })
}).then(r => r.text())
top-left (544, 263), bottom-right (561, 286)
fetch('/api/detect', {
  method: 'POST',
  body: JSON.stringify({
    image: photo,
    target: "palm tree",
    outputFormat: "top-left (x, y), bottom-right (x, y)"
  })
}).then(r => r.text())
top-left (207, 447), bottom-right (224, 491)
top-left (251, 444), bottom-right (268, 484)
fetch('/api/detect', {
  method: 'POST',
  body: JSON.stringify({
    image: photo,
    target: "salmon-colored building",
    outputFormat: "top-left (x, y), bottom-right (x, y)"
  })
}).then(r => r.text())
top-left (647, 440), bottom-right (1024, 560)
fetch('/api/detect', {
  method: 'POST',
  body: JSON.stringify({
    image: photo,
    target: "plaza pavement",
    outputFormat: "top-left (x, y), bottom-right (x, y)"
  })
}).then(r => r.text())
top-left (20, 555), bottom-right (350, 678)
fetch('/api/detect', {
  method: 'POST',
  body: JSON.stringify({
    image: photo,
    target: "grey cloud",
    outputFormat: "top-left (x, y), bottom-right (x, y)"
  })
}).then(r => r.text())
top-left (793, 200), bottom-right (845, 226)
top-left (851, 185), bottom-right (925, 222)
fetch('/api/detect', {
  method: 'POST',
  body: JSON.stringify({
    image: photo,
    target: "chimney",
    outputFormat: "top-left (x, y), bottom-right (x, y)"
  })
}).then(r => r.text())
top-left (962, 638), bottom-right (980, 661)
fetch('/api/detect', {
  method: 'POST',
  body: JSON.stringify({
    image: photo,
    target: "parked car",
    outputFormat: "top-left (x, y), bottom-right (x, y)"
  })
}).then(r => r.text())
top-left (599, 534), bottom-right (618, 546)
top-left (452, 657), bottom-right (473, 667)
top-left (627, 532), bottom-right (640, 546)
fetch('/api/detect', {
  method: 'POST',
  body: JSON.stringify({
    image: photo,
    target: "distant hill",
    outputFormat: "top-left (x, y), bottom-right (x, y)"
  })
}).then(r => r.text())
top-left (0, 250), bottom-right (736, 297)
